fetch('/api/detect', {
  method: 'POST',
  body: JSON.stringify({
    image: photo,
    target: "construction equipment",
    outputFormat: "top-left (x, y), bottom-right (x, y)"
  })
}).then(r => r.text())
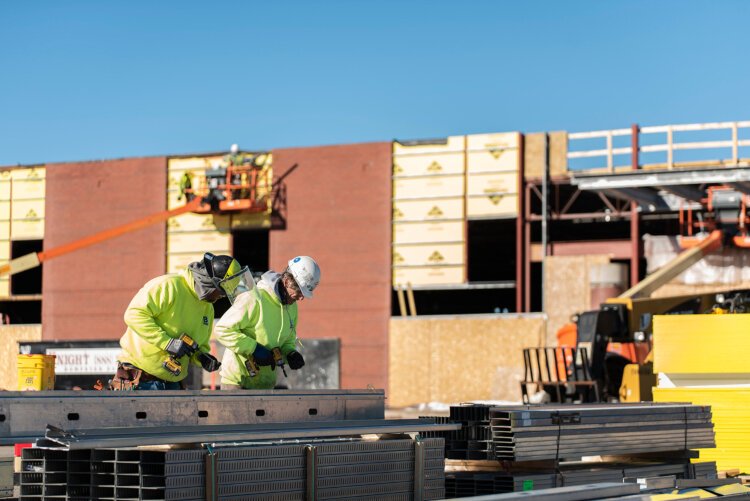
top-left (0, 156), bottom-right (296, 279)
top-left (272, 347), bottom-right (288, 377)
top-left (244, 356), bottom-right (260, 377)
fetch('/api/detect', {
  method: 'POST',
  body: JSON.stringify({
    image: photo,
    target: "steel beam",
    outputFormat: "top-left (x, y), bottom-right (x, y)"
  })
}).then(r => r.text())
top-left (0, 389), bottom-right (385, 444)
top-left (572, 166), bottom-right (750, 190)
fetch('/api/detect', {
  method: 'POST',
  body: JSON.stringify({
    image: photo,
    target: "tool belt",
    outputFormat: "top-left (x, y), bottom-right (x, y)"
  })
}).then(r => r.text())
top-left (110, 362), bottom-right (186, 390)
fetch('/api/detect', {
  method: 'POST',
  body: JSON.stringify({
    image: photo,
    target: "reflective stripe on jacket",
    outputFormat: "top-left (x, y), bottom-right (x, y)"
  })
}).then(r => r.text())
top-left (118, 268), bottom-right (214, 382)
top-left (215, 273), bottom-right (298, 389)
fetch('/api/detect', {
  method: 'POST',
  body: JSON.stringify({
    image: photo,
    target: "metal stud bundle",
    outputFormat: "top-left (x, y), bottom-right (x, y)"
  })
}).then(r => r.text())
top-left (490, 403), bottom-right (715, 461)
top-left (19, 437), bottom-right (445, 500)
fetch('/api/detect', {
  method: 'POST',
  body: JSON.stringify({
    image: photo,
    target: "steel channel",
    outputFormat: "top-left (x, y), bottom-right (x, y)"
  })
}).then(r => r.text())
top-left (39, 419), bottom-right (461, 450)
top-left (0, 389), bottom-right (385, 444)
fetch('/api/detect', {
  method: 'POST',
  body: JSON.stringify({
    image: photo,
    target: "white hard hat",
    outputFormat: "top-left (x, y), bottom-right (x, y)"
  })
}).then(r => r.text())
top-left (230, 143), bottom-right (239, 154)
top-left (287, 256), bottom-right (321, 299)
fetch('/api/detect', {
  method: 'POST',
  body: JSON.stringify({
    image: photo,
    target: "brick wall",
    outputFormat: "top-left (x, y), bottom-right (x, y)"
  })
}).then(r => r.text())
top-left (42, 157), bottom-right (167, 340)
top-left (270, 143), bottom-right (392, 389)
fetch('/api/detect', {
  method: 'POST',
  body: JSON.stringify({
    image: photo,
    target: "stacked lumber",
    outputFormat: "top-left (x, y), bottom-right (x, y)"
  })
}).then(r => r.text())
top-left (491, 403), bottom-right (715, 461)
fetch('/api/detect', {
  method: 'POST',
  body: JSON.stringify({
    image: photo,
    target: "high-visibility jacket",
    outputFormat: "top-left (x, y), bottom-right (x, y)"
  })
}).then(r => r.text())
top-left (118, 268), bottom-right (214, 382)
top-left (215, 273), bottom-right (298, 389)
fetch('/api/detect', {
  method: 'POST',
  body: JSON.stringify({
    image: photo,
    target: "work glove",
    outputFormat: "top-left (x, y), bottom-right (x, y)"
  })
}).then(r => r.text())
top-left (286, 350), bottom-right (305, 370)
top-left (197, 352), bottom-right (221, 372)
top-left (165, 337), bottom-right (192, 358)
top-left (252, 344), bottom-right (275, 366)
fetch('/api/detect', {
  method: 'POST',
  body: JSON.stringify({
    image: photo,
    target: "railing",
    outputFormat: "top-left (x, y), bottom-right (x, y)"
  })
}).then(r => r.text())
top-left (567, 120), bottom-right (750, 172)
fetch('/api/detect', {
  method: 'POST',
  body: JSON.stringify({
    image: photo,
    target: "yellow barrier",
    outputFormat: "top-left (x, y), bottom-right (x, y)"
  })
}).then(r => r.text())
top-left (17, 354), bottom-right (55, 391)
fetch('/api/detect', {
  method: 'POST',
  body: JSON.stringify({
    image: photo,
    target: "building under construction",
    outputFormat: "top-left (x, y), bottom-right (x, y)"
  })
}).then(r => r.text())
top-left (1, 120), bottom-right (750, 397)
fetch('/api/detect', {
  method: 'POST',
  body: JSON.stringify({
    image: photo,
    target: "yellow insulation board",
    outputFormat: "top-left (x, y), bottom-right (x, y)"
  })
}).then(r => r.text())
top-left (393, 153), bottom-right (464, 177)
top-left (653, 314), bottom-right (750, 374)
top-left (654, 387), bottom-right (750, 473)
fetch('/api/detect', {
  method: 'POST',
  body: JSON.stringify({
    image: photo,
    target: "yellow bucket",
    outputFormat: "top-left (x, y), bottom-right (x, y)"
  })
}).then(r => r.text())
top-left (17, 354), bottom-right (56, 391)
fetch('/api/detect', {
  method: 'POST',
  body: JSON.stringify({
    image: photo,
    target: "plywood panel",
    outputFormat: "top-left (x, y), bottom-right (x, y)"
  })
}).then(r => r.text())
top-left (393, 243), bottom-right (465, 267)
top-left (167, 213), bottom-right (230, 233)
top-left (392, 265), bottom-right (464, 286)
top-left (388, 318), bottom-right (432, 406)
top-left (393, 153), bottom-right (464, 177)
top-left (467, 194), bottom-right (518, 218)
top-left (388, 315), bottom-right (546, 407)
top-left (10, 167), bottom-right (45, 181)
top-left (11, 199), bottom-right (45, 220)
top-left (10, 219), bottom-right (44, 240)
top-left (167, 230), bottom-right (231, 253)
top-left (466, 132), bottom-right (519, 151)
top-left (544, 255), bottom-right (611, 345)
top-left (392, 221), bottom-right (464, 245)
top-left (393, 135), bottom-right (465, 156)
top-left (392, 198), bottom-right (464, 222)
top-left (11, 179), bottom-right (45, 200)
top-left (0, 324), bottom-right (43, 390)
top-left (524, 131), bottom-right (568, 179)
top-left (467, 171), bottom-right (518, 196)
top-left (393, 175), bottom-right (465, 199)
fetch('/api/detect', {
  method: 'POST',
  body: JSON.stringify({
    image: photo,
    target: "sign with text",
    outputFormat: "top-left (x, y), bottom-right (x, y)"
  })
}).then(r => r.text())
top-left (46, 348), bottom-right (120, 374)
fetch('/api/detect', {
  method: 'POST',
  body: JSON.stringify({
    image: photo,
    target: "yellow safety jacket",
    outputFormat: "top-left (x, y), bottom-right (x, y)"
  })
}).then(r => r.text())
top-left (118, 268), bottom-right (213, 382)
top-left (215, 275), bottom-right (298, 389)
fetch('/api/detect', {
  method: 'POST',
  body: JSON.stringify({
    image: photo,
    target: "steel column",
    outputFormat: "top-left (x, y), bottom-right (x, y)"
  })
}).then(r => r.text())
top-left (516, 133), bottom-right (525, 313)
top-left (630, 124), bottom-right (640, 286)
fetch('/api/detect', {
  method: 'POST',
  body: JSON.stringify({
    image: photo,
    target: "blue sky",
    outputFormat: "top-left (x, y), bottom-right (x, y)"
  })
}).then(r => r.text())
top-left (1, 1), bottom-right (748, 166)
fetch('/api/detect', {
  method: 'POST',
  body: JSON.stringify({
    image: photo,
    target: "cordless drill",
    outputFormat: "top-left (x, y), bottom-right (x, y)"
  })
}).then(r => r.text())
top-left (162, 333), bottom-right (199, 376)
top-left (272, 347), bottom-right (288, 378)
top-left (244, 348), bottom-right (288, 378)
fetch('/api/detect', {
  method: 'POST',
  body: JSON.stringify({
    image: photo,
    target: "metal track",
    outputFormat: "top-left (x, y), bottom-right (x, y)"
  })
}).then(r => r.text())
top-left (0, 389), bottom-right (385, 444)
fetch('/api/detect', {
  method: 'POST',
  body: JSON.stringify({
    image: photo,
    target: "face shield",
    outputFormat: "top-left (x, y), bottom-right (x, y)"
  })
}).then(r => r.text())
top-left (218, 266), bottom-right (255, 304)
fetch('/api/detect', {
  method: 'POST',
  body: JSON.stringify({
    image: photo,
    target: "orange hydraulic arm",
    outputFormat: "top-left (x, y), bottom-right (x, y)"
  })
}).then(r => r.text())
top-left (0, 197), bottom-right (207, 277)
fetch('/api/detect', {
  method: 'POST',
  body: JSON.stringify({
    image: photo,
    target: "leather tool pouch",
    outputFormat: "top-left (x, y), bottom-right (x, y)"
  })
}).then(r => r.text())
top-left (110, 363), bottom-right (143, 391)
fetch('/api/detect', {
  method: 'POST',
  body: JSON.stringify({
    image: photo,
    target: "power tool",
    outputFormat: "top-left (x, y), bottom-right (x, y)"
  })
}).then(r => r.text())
top-left (272, 347), bottom-right (288, 378)
top-left (162, 333), bottom-right (199, 377)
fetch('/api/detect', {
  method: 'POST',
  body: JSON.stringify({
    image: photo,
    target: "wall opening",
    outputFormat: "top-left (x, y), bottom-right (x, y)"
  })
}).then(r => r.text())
top-left (468, 219), bottom-right (516, 282)
top-left (0, 300), bottom-right (41, 324)
top-left (233, 230), bottom-right (269, 277)
top-left (391, 288), bottom-right (516, 316)
top-left (11, 240), bottom-right (42, 295)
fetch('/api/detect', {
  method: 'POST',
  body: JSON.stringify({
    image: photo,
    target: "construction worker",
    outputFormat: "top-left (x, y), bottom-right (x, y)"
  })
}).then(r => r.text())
top-left (215, 256), bottom-right (321, 390)
top-left (113, 252), bottom-right (254, 390)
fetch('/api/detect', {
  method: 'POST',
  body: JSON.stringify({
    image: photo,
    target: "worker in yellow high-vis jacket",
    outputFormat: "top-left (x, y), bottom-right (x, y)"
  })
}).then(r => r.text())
top-left (115, 252), bottom-right (254, 390)
top-left (215, 256), bottom-right (321, 390)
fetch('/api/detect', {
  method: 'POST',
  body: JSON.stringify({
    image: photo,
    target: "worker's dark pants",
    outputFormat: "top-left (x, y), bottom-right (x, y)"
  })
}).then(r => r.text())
top-left (136, 380), bottom-right (182, 390)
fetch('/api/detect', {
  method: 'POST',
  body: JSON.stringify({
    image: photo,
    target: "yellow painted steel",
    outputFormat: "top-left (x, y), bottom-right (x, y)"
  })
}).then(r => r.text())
top-left (653, 314), bottom-right (750, 374)
top-left (654, 387), bottom-right (750, 473)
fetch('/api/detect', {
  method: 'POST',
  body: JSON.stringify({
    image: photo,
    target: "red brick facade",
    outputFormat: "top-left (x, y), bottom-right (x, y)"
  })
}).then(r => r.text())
top-left (42, 157), bottom-right (167, 340)
top-left (270, 143), bottom-right (392, 389)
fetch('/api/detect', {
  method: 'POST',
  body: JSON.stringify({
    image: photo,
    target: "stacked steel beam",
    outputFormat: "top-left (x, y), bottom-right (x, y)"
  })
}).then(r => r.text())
top-left (491, 403), bottom-right (715, 461)
top-left (19, 438), bottom-right (445, 501)
top-left (445, 461), bottom-right (718, 497)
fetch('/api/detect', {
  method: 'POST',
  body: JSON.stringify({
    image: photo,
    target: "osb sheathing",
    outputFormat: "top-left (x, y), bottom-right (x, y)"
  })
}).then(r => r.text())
top-left (0, 324), bottom-right (42, 390)
top-left (544, 255), bottom-right (611, 344)
top-left (388, 314), bottom-right (546, 408)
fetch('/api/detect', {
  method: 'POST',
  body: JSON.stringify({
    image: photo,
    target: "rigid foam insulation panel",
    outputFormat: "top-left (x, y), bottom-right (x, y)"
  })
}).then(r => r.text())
top-left (524, 131), bottom-right (568, 180)
top-left (543, 255), bottom-right (611, 345)
top-left (388, 314), bottom-right (546, 407)
top-left (0, 324), bottom-right (42, 390)
top-left (466, 132), bottom-right (520, 219)
top-left (653, 314), bottom-right (750, 374)
top-left (654, 387), bottom-right (750, 473)
top-left (10, 166), bottom-right (45, 240)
